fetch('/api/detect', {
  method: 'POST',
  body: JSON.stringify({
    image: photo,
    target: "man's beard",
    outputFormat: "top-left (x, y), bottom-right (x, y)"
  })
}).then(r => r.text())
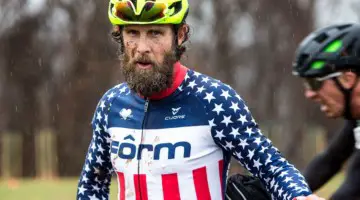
top-left (120, 50), bottom-right (177, 97)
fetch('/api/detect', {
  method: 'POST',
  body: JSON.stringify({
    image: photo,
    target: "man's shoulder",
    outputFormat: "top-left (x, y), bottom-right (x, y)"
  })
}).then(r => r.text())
top-left (95, 82), bottom-right (131, 108)
top-left (91, 82), bottom-right (131, 124)
top-left (186, 69), bottom-right (243, 104)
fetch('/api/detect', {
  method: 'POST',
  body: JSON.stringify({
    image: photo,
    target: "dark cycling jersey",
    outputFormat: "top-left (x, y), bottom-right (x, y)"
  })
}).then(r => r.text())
top-left (303, 120), bottom-right (360, 199)
top-left (76, 62), bottom-right (311, 200)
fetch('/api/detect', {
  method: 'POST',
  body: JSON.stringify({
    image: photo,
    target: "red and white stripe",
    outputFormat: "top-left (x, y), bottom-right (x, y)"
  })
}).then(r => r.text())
top-left (116, 160), bottom-right (225, 200)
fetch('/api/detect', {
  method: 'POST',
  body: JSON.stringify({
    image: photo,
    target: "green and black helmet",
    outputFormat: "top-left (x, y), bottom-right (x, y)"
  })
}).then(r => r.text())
top-left (293, 23), bottom-right (360, 78)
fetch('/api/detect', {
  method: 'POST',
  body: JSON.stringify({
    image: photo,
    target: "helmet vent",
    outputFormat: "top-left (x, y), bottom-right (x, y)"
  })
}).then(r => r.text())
top-left (314, 33), bottom-right (329, 43)
top-left (297, 54), bottom-right (309, 68)
top-left (337, 24), bottom-right (352, 30)
top-left (168, 2), bottom-right (182, 16)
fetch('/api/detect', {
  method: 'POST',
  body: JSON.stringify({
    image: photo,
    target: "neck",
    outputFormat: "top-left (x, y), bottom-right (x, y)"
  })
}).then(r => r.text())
top-left (139, 61), bottom-right (188, 100)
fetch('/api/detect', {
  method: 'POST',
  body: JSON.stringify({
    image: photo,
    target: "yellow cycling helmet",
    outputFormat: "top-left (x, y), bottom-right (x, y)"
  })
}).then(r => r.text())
top-left (108, 0), bottom-right (189, 25)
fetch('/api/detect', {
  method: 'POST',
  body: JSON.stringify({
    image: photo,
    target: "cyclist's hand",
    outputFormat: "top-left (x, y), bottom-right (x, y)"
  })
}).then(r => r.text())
top-left (294, 194), bottom-right (326, 200)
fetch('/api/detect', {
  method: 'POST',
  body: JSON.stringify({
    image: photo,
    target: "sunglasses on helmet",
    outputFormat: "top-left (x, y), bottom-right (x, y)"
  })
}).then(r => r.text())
top-left (113, 1), bottom-right (168, 23)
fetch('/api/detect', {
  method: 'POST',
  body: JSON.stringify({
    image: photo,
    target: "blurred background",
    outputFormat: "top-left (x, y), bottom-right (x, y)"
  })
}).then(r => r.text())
top-left (0, 0), bottom-right (358, 199)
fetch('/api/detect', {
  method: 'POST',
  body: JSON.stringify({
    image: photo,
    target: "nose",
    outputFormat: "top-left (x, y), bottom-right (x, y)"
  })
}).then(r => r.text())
top-left (136, 37), bottom-right (151, 54)
top-left (304, 88), bottom-right (317, 100)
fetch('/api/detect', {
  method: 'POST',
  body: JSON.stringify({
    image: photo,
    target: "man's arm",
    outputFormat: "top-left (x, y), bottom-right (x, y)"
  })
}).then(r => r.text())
top-left (209, 85), bottom-right (312, 199)
top-left (330, 150), bottom-right (360, 199)
top-left (77, 95), bottom-right (114, 200)
top-left (303, 120), bottom-right (356, 191)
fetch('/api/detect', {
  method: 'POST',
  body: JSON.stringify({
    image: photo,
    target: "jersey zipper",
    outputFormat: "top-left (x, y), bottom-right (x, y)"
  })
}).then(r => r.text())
top-left (138, 98), bottom-right (150, 200)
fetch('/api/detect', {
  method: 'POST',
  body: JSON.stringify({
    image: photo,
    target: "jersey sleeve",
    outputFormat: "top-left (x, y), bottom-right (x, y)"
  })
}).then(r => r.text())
top-left (77, 91), bottom-right (115, 200)
top-left (208, 84), bottom-right (312, 199)
top-left (303, 120), bottom-right (356, 191)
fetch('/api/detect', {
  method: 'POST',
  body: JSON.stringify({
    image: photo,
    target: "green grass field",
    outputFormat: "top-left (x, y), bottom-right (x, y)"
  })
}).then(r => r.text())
top-left (0, 173), bottom-right (344, 200)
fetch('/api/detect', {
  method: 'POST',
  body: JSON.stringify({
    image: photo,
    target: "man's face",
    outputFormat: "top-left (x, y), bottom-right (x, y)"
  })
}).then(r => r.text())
top-left (120, 24), bottom-right (178, 97)
top-left (304, 76), bottom-right (345, 118)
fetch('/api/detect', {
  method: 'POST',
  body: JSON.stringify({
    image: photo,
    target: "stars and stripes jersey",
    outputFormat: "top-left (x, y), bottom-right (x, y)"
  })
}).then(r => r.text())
top-left (77, 62), bottom-right (312, 200)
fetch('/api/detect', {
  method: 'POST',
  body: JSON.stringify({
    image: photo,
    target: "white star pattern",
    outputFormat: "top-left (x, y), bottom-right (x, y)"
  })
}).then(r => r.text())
top-left (204, 92), bottom-right (216, 103)
top-left (245, 127), bottom-right (253, 136)
top-left (212, 103), bottom-right (225, 115)
top-left (229, 101), bottom-right (240, 113)
top-left (97, 144), bottom-right (105, 154)
top-left (187, 80), bottom-right (197, 89)
top-left (210, 82), bottom-right (220, 88)
top-left (96, 112), bottom-right (102, 121)
top-left (99, 101), bottom-right (106, 110)
top-left (92, 184), bottom-right (101, 192)
top-left (105, 136), bottom-right (111, 144)
top-left (254, 137), bottom-right (262, 145)
top-left (221, 115), bottom-right (233, 127)
top-left (104, 114), bottom-right (108, 125)
top-left (220, 89), bottom-right (231, 100)
top-left (77, 84), bottom-right (121, 200)
top-left (235, 151), bottom-right (243, 160)
top-left (89, 194), bottom-right (99, 200)
top-left (265, 153), bottom-right (272, 165)
top-left (78, 185), bottom-right (87, 195)
top-left (95, 124), bottom-right (101, 133)
top-left (95, 177), bottom-right (101, 184)
top-left (208, 119), bottom-right (216, 127)
top-left (284, 177), bottom-right (293, 183)
top-left (96, 156), bottom-right (104, 165)
top-left (77, 69), bottom-right (311, 200)
top-left (244, 105), bottom-right (250, 113)
top-left (238, 114), bottom-right (247, 124)
top-left (247, 149), bottom-right (255, 160)
top-left (85, 164), bottom-right (91, 172)
top-left (87, 153), bottom-right (93, 162)
top-left (225, 141), bottom-right (234, 150)
top-left (260, 146), bottom-right (268, 153)
top-left (239, 139), bottom-right (249, 149)
top-left (214, 130), bottom-right (225, 140)
top-left (106, 92), bottom-right (115, 100)
top-left (82, 174), bottom-right (89, 183)
top-left (229, 127), bottom-right (240, 138)
top-left (201, 76), bottom-right (210, 83)
top-left (280, 171), bottom-right (289, 178)
top-left (270, 165), bottom-right (278, 173)
top-left (91, 142), bottom-right (96, 151)
top-left (196, 86), bottom-right (206, 93)
top-left (119, 87), bottom-right (126, 94)
top-left (253, 158), bottom-right (262, 169)
top-left (178, 85), bottom-right (183, 91)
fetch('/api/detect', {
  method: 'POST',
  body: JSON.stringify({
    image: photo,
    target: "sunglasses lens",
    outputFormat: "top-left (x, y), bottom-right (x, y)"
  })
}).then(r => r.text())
top-left (114, 1), bottom-right (166, 22)
top-left (139, 2), bottom-right (166, 22)
top-left (114, 2), bottom-right (137, 21)
top-left (305, 78), bottom-right (323, 91)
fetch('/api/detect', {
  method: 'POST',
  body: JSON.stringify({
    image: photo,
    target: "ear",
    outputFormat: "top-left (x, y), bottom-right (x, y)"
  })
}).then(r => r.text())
top-left (339, 71), bottom-right (357, 89)
top-left (176, 24), bottom-right (189, 46)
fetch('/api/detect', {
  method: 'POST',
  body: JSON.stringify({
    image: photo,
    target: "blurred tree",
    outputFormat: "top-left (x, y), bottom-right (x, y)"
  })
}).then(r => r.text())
top-left (0, 10), bottom-right (50, 177)
top-left (49, 0), bottom-right (120, 176)
top-left (243, 0), bottom-right (316, 168)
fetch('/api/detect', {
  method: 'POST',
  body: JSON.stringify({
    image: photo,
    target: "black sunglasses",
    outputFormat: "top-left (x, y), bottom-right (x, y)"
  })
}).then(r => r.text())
top-left (304, 72), bottom-right (342, 91)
